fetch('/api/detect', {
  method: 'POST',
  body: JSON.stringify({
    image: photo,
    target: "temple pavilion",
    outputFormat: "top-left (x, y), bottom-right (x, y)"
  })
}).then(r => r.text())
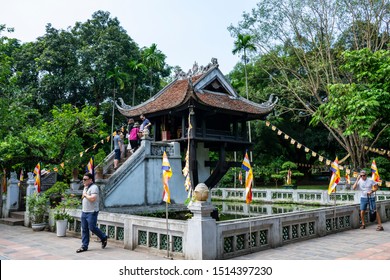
top-left (115, 58), bottom-right (278, 189)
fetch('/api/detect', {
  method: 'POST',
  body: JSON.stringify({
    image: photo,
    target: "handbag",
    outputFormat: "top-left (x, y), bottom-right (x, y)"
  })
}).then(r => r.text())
top-left (367, 194), bottom-right (376, 222)
top-left (127, 142), bottom-right (132, 150)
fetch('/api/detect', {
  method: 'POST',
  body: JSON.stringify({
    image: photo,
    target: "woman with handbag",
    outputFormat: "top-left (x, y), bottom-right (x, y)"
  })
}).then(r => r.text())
top-left (129, 122), bottom-right (140, 152)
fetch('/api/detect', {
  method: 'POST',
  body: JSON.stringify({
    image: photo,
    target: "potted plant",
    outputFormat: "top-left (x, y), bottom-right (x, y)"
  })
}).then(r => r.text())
top-left (26, 192), bottom-right (49, 231)
top-left (45, 181), bottom-right (69, 208)
top-left (54, 193), bottom-right (80, 236)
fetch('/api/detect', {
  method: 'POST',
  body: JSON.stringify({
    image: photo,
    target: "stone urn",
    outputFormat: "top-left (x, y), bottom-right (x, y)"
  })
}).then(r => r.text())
top-left (194, 183), bottom-right (209, 202)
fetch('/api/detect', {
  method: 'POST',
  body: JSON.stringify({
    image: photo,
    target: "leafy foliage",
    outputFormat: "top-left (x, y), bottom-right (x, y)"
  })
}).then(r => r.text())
top-left (53, 193), bottom-right (80, 222)
top-left (26, 192), bottom-right (49, 224)
top-left (228, 0), bottom-right (390, 170)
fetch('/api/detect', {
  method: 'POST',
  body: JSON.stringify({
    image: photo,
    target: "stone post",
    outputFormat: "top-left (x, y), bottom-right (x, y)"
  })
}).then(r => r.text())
top-left (25, 172), bottom-right (35, 226)
top-left (70, 168), bottom-right (81, 191)
top-left (186, 183), bottom-right (217, 260)
top-left (6, 172), bottom-right (19, 215)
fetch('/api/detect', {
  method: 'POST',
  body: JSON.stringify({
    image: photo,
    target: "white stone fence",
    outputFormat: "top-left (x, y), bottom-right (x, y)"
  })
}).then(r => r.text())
top-left (211, 188), bottom-right (390, 205)
top-left (56, 197), bottom-right (390, 260)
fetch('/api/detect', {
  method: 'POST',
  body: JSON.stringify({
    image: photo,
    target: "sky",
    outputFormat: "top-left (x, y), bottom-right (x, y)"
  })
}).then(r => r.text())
top-left (1, 0), bottom-right (259, 74)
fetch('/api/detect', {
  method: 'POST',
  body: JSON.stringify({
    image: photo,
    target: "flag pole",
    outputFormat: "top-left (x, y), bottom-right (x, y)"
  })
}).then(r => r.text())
top-left (165, 202), bottom-right (170, 259)
top-left (333, 187), bottom-right (337, 228)
top-left (38, 162), bottom-right (41, 193)
top-left (92, 156), bottom-right (95, 183)
top-left (248, 206), bottom-right (252, 252)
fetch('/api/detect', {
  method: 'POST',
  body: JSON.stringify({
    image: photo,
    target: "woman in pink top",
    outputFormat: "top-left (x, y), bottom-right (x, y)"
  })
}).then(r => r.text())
top-left (129, 122), bottom-right (140, 152)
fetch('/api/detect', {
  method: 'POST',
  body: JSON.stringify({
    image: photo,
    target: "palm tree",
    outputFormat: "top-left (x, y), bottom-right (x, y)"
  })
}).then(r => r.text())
top-left (107, 66), bottom-right (126, 150)
top-left (232, 33), bottom-right (257, 162)
top-left (141, 43), bottom-right (166, 97)
top-left (128, 59), bottom-right (147, 106)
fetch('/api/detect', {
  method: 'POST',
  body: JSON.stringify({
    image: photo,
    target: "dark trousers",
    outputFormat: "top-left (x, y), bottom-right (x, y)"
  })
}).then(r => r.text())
top-left (81, 211), bottom-right (107, 249)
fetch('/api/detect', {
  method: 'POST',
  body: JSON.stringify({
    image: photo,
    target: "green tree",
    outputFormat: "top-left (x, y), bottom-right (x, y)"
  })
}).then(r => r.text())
top-left (0, 103), bottom-right (107, 177)
top-left (141, 43), bottom-right (168, 97)
top-left (228, 0), bottom-right (390, 169)
top-left (71, 10), bottom-right (140, 113)
top-left (312, 48), bottom-right (390, 168)
top-left (127, 59), bottom-right (147, 106)
top-left (232, 33), bottom-right (257, 161)
top-left (107, 66), bottom-right (127, 150)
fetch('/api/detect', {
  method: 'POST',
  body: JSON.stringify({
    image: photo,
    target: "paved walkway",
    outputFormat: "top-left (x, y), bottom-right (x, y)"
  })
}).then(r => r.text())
top-left (0, 222), bottom-right (389, 260)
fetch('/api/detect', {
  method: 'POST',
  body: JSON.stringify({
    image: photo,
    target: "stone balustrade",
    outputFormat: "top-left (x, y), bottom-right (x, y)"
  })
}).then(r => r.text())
top-left (211, 188), bottom-right (390, 205)
top-left (58, 196), bottom-right (390, 260)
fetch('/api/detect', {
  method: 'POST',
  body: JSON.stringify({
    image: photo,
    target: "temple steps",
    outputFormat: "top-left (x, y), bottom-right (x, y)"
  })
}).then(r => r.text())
top-left (0, 211), bottom-right (25, 226)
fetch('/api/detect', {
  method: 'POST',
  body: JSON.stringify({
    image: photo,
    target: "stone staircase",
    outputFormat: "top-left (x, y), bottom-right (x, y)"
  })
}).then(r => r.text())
top-left (103, 150), bottom-right (133, 179)
top-left (0, 211), bottom-right (25, 226)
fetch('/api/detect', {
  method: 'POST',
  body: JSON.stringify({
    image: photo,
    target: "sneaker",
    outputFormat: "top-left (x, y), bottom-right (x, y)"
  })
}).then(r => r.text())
top-left (102, 238), bottom-right (108, 249)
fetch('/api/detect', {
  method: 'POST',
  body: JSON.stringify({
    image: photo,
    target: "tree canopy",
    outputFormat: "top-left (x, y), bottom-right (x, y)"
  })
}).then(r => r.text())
top-left (228, 0), bottom-right (390, 169)
top-left (0, 11), bottom-right (170, 178)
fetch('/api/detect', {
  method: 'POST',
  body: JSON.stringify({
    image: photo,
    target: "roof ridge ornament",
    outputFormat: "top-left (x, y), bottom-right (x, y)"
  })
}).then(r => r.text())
top-left (260, 94), bottom-right (279, 108)
top-left (175, 58), bottom-right (219, 80)
top-left (115, 97), bottom-right (132, 110)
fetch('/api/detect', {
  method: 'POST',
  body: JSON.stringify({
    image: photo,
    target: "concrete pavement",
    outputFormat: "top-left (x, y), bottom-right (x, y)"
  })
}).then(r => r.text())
top-left (0, 222), bottom-right (389, 260)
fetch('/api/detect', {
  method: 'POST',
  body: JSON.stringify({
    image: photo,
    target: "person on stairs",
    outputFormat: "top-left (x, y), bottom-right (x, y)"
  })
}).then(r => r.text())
top-left (129, 122), bottom-right (140, 153)
top-left (113, 129), bottom-right (122, 170)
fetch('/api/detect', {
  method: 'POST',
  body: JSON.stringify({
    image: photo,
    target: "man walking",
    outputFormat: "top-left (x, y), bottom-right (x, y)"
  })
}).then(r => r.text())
top-left (353, 169), bottom-right (384, 231)
top-left (76, 172), bottom-right (108, 253)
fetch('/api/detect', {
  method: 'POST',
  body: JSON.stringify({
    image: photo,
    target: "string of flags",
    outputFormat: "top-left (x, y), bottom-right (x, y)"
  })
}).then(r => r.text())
top-left (364, 146), bottom-right (390, 157)
top-left (264, 121), bottom-right (390, 169)
top-left (27, 131), bottom-right (117, 176)
top-left (265, 121), bottom-right (388, 188)
top-left (13, 128), bottom-right (123, 189)
top-left (265, 120), bottom-right (350, 169)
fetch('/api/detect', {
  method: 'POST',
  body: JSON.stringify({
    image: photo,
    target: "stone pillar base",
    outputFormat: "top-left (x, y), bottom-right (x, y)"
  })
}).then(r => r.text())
top-left (186, 201), bottom-right (217, 260)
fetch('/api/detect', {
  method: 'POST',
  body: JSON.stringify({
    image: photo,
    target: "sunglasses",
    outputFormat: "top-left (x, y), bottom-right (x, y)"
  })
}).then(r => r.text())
top-left (82, 178), bottom-right (90, 181)
top-left (361, 175), bottom-right (366, 177)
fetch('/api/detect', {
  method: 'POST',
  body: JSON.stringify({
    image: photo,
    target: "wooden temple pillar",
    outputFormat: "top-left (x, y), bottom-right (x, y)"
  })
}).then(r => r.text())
top-left (189, 107), bottom-right (199, 189)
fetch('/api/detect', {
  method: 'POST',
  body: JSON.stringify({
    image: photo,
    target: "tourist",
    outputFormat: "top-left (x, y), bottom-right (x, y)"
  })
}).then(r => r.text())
top-left (113, 129), bottom-right (122, 170)
top-left (139, 114), bottom-right (151, 137)
top-left (76, 172), bottom-right (107, 253)
top-left (127, 118), bottom-right (134, 138)
top-left (352, 169), bottom-right (383, 231)
top-left (119, 130), bottom-right (125, 159)
top-left (129, 122), bottom-right (140, 152)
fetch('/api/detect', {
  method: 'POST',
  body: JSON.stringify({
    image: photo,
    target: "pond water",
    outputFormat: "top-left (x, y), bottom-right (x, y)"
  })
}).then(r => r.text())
top-left (137, 201), bottom-right (324, 221)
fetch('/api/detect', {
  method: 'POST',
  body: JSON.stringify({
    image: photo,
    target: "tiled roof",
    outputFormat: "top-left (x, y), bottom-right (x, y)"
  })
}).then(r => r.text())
top-left (196, 92), bottom-right (273, 115)
top-left (117, 65), bottom-right (277, 118)
top-left (117, 78), bottom-right (190, 117)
